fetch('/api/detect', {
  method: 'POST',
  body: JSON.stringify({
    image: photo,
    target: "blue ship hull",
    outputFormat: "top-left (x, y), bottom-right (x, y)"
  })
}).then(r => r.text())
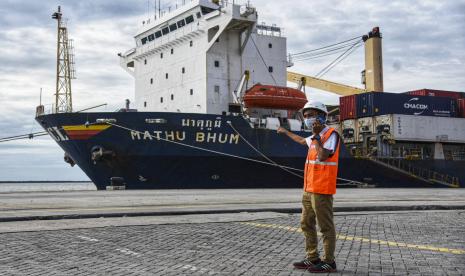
top-left (36, 112), bottom-right (463, 190)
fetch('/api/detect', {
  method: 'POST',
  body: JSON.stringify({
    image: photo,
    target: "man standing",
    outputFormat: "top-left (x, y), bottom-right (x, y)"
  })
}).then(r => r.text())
top-left (277, 101), bottom-right (340, 273)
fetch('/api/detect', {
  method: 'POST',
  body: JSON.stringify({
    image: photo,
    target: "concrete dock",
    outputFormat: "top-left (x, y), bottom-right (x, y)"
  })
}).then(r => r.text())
top-left (0, 188), bottom-right (464, 275)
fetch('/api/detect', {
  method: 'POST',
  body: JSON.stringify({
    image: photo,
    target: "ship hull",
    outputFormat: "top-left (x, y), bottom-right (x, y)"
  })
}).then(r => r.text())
top-left (36, 112), bottom-right (463, 190)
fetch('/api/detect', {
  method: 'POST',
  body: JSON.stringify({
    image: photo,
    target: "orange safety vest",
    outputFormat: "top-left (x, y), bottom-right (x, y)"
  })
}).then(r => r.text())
top-left (304, 127), bottom-right (340, 195)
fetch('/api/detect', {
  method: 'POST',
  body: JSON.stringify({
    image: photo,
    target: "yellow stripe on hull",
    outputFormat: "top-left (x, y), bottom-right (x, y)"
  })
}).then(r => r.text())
top-left (62, 124), bottom-right (111, 131)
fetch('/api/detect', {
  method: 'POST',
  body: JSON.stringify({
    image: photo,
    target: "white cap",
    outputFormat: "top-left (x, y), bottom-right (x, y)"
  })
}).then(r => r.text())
top-left (302, 100), bottom-right (328, 114)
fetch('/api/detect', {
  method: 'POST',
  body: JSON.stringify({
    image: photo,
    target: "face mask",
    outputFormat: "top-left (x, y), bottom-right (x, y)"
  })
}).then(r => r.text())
top-left (304, 118), bottom-right (316, 128)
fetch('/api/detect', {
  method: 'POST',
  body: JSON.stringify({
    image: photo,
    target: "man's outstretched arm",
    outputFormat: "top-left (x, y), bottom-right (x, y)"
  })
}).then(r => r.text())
top-left (277, 127), bottom-right (307, 146)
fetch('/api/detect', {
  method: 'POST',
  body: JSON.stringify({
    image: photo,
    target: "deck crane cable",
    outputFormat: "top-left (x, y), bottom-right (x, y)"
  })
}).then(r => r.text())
top-left (290, 35), bottom-right (362, 56)
top-left (101, 121), bottom-right (367, 185)
top-left (250, 35), bottom-right (278, 86)
top-left (291, 45), bottom-right (359, 62)
top-left (316, 42), bottom-right (363, 78)
top-left (291, 42), bottom-right (361, 61)
top-left (315, 40), bottom-right (362, 78)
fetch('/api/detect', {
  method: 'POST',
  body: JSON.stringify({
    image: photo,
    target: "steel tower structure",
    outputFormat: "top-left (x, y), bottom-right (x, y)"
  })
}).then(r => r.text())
top-left (52, 6), bottom-right (75, 113)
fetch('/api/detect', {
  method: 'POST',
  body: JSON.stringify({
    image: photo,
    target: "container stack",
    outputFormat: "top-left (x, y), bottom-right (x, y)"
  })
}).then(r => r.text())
top-left (338, 90), bottom-right (465, 144)
top-left (405, 89), bottom-right (464, 100)
top-left (458, 99), bottom-right (465, 118)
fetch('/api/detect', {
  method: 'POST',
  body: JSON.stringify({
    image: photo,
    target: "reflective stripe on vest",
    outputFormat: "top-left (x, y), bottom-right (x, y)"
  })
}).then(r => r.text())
top-left (306, 160), bottom-right (338, 166)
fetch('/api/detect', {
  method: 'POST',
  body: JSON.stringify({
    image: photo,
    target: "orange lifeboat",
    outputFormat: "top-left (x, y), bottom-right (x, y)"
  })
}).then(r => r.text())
top-left (243, 84), bottom-right (307, 110)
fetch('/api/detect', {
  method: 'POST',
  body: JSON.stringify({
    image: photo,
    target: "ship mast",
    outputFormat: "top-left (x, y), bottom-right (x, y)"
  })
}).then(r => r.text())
top-left (52, 6), bottom-right (75, 113)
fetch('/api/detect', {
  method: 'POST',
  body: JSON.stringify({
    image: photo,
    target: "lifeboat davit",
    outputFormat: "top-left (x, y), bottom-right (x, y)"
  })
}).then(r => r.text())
top-left (243, 84), bottom-right (308, 110)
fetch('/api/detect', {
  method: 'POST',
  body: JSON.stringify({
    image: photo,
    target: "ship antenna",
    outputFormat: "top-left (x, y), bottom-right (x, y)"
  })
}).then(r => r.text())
top-left (147, 0), bottom-right (150, 20)
top-left (52, 5), bottom-right (74, 113)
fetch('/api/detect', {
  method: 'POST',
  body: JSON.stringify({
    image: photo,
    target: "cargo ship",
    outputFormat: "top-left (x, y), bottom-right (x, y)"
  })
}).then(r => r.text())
top-left (35, 1), bottom-right (464, 190)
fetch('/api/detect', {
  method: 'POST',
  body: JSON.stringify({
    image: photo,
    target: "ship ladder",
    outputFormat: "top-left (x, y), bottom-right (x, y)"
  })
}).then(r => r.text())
top-left (372, 158), bottom-right (460, 188)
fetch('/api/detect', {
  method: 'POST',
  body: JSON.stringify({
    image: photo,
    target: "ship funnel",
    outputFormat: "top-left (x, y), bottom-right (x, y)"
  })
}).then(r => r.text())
top-left (363, 27), bottom-right (384, 92)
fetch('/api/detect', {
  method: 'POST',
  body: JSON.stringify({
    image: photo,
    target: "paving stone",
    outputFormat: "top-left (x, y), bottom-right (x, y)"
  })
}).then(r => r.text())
top-left (0, 211), bottom-right (464, 275)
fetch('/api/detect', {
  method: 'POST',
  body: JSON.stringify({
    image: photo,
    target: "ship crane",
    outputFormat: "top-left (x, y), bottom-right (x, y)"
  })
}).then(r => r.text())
top-left (287, 27), bottom-right (384, 96)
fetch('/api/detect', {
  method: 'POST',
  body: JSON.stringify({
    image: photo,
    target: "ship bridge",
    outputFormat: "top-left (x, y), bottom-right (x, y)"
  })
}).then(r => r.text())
top-left (119, 0), bottom-right (288, 115)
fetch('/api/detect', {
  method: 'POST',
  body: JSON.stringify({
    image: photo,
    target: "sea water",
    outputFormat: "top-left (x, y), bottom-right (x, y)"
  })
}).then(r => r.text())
top-left (0, 182), bottom-right (96, 193)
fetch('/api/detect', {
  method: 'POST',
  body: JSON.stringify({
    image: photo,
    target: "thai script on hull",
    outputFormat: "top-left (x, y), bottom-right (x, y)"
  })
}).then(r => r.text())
top-left (182, 119), bottom-right (222, 130)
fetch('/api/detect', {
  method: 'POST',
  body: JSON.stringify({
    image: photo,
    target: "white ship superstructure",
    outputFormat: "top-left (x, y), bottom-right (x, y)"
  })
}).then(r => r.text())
top-left (120, 0), bottom-right (289, 115)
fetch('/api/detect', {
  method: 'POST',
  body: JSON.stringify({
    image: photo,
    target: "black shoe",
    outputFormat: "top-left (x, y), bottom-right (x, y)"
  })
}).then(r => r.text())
top-left (293, 258), bottom-right (321, 269)
top-left (307, 261), bottom-right (337, 273)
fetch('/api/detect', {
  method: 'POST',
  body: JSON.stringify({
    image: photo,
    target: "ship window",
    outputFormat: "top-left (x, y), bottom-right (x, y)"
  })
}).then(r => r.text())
top-left (150, 78), bottom-right (153, 84)
top-left (162, 27), bottom-right (169, 35)
top-left (214, 60), bottom-right (220, 67)
top-left (165, 73), bottom-right (169, 79)
top-left (144, 59), bottom-right (147, 65)
top-left (201, 7), bottom-right (215, 15)
top-left (268, 43), bottom-right (272, 48)
top-left (144, 101), bottom-right (147, 107)
top-left (160, 53), bottom-right (163, 59)
top-left (177, 19), bottom-right (186, 28)
top-left (141, 37), bottom-right (148, 45)
top-left (148, 34), bottom-right (155, 41)
top-left (160, 97), bottom-right (163, 103)
top-left (171, 48), bottom-right (174, 54)
top-left (185, 15), bottom-right (194, 24)
top-left (190, 89), bottom-right (193, 95)
top-left (171, 94), bottom-right (174, 100)
top-left (155, 31), bottom-right (162, 38)
top-left (214, 85), bottom-right (220, 93)
top-left (268, 66), bottom-right (273, 73)
top-left (190, 40), bottom-right (193, 47)
top-left (169, 23), bottom-right (177, 32)
top-left (196, 12), bottom-right (201, 18)
top-left (182, 67), bottom-right (185, 74)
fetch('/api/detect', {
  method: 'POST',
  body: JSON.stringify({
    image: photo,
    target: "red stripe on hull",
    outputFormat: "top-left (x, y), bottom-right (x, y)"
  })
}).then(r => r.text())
top-left (65, 130), bottom-right (103, 140)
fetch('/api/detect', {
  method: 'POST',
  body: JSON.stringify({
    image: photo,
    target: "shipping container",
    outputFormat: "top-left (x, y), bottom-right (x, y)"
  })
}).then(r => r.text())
top-left (356, 117), bottom-right (374, 142)
top-left (357, 92), bottom-right (457, 118)
top-left (341, 119), bottom-right (357, 143)
top-left (406, 89), bottom-right (464, 99)
top-left (373, 114), bottom-right (394, 135)
top-left (458, 99), bottom-right (465, 118)
top-left (339, 95), bottom-right (357, 120)
top-left (373, 114), bottom-right (465, 143)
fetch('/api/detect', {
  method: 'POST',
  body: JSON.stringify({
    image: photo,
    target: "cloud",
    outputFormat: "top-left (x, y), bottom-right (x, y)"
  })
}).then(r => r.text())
top-left (392, 61), bottom-right (402, 72)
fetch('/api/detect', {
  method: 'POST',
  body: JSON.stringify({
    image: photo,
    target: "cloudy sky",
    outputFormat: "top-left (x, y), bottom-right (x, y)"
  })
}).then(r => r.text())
top-left (0, 0), bottom-right (464, 181)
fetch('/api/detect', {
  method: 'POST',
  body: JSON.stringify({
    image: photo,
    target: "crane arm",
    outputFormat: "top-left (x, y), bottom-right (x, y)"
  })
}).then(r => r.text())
top-left (287, 71), bottom-right (366, 96)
